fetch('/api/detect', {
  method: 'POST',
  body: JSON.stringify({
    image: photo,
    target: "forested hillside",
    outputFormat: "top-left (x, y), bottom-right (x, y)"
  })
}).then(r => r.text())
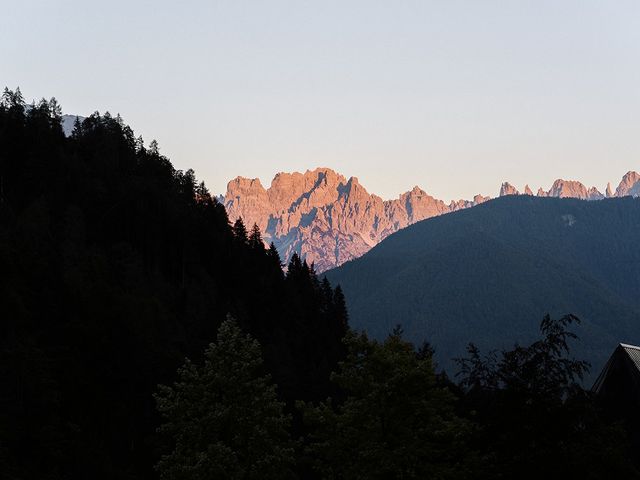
top-left (0, 89), bottom-right (347, 478)
top-left (326, 194), bottom-right (640, 377)
top-left (2, 88), bottom-right (638, 479)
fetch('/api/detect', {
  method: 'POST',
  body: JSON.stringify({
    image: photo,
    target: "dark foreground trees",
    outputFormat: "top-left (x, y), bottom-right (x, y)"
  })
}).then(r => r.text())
top-left (456, 314), bottom-right (638, 479)
top-left (302, 330), bottom-right (471, 479)
top-left (155, 317), bottom-right (295, 480)
top-left (0, 89), bottom-right (347, 479)
top-left (161, 314), bottom-right (638, 479)
top-left (1, 89), bottom-right (638, 479)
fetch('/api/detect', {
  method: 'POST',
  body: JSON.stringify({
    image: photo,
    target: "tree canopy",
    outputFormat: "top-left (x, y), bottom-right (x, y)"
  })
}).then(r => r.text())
top-left (303, 330), bottom-right (472, 479)
top-left (455, 315), bottom-right (638, 479)
top-left (155, 317), bottom-right (295, 480)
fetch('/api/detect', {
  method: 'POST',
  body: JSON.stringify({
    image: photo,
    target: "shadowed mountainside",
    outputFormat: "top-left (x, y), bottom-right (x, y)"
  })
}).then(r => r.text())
top-left (326, 195), bottom-right (640, 377)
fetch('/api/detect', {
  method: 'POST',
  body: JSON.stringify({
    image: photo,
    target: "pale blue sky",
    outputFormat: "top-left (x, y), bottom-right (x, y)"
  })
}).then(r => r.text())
top-left (3, 1), bottom-right (640, 200)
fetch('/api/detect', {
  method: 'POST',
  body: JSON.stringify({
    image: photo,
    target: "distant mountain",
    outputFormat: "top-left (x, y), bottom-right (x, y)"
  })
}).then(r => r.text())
top-left (61, 114), bottom-right (84, 136)
top-left (223, 168), bottom-right (489, 272)
top-left (224, 169), bottom-right (640, 272)
top-left (24, 103), bottom-right (83, 136)
top-left (326, 195), bottom-right (640, 378)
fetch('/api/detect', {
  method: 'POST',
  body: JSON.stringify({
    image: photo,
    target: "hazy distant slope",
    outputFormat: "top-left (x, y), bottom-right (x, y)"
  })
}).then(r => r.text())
top-left (326, 195), bottom-right (640, 375)
top-left (61, 114), bottom-right (84, 135)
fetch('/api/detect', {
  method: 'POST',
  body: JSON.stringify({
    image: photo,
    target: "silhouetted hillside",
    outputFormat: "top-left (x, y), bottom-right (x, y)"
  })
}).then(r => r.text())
top-left (0, 89), bottom-right (347, 479)
top-left (326, 195), bottom-right (640, 377)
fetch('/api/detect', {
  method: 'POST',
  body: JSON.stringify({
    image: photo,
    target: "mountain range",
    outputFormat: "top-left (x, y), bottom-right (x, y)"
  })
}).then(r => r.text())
top-left (325, 195), bottom-right (640, 378)
top-left (224, 169), bottom-right (640, 271)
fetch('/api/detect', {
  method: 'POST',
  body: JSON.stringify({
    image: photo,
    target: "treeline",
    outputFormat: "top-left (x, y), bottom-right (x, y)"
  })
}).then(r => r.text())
top-left (0, 89), bottom-right (637, 479)
top-left (157, 315), bottom-right (638, 479)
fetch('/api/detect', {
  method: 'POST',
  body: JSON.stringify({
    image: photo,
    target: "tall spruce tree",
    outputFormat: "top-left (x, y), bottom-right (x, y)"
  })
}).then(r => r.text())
top-left (248, 223), bottom-right (265, 251)
top-left (267, 242), bottom-right (283, 270)
top-left (155, 318), bottom-right (295, 480)
top-left (232, 218), bottom-right (248, 244)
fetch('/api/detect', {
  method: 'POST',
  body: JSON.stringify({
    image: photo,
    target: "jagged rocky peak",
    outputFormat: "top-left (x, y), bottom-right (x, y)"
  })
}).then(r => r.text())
top-left (404, 185), bottom-right (427, 198)
top-left (399, 187), bottom-right (449, 221)
top-left (226, 175), bottom-right (265, 192)
top-left (223, 167), bottom-right (485, 272)
top-left (224, 177), bottom-right (270, 230)
top-left (223, 168), bottom-right (640, 272)
top-left (615, 171), bottom-right (640, 197)
top-left (547, 179), bottom-right (587, 198)
top-left (400, 186), bottom-right (440, 205)
top-left (474, 194), bottom-right (490, 204)
top-left (606, 182), bottom-right (613, 198)
top-left (545, 179), bottom-right (603, 200)
top-left (342, 175), bottom-right (368, 196)
top-left (268, 168), bottom-right (346, 211)
top-left (499, 182), bottom-right (519, 196)
top-left (587, 187), bottom-right (604, 200)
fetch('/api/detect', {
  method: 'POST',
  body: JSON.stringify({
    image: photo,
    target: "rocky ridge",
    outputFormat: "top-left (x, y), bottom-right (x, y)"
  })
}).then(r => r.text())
top-left (223, 169), bottom-right (640, 272)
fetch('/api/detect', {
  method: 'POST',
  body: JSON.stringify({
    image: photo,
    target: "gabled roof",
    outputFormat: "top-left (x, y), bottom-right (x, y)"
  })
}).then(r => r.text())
top-left (592, 343), bottom-right (640, 394)
top-left (619, 343), bottom-right (640, 372)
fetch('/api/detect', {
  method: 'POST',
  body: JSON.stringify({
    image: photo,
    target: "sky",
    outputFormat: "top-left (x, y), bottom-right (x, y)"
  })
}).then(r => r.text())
top-left (3, 0), bottom-right (640, 201)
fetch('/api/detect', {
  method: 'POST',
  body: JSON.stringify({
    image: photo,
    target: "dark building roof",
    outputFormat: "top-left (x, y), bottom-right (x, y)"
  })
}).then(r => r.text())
top-left (621, 343), bottom-right (640, 371)
top-left (592, 343), bottom-right (640, 459)
top-left (593, 343), bottom-right (640, 394)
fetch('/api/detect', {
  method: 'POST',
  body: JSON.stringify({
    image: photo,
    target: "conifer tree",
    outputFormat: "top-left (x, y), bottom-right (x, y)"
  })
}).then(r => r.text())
top-left (48, 97), bottom-right (62, 122)
top-left (134, 135), bottom-right (145, 153)
top-left (232, 218), bottom-right (248, 244)
top-left (195, 181), bottom-right (211, 205)
top-left (333, 285), bottom-right (349, 332)
top-left (321, 277), bottom-right (334, 308)
top-left (248, 223), bottom-right (265, 251)
top-left (0, 87), bottom-right (11, 107)
top-left (149, 139), bottom-right (159, 155)
top-left (267, 242), bottom-right (283, 268)
top-left (155, 317), bottom-right (295, 480)
top-left (71, 116), bottom-right (83, 138)
top-left (286, 252), bottom-right (303, 278)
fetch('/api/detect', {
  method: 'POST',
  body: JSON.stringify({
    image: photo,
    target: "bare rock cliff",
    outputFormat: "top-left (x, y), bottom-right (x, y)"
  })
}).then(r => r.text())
top-left (224, 168), bottom-right (484, 271)
top-left (615, 171), bottom-right (640, 197)
top-left (225, 169), bottom-right (640, 272)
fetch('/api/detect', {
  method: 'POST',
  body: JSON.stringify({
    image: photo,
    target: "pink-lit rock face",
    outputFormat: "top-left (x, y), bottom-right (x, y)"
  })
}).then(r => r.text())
top-left (499, 172), bottom-right (640, 201)
top-left (546, 179), bottom-right (595, 199)
top-left (615, 171), bottom-right (640, 197)
top-left (224, 169), bottom-right (640, 272)
top-left (499, 182), bottom-right (519, 196)
top-left (541, 179), bottom-right (604, 200)
top-left (224, 168), bottom-right (485, 272)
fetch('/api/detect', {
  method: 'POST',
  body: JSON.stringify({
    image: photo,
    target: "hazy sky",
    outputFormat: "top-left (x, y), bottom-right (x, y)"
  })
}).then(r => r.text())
top-left (4, 1), bottom-right (640, 200)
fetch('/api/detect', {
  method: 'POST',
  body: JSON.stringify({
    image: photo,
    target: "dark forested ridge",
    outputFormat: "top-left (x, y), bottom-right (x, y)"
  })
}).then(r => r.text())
top-left (0, 89), bottom-right (347, 478)
top-left (326, 193), bottom-right (640, 377)
top-left (1, 89), bottom-right (638, 479)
